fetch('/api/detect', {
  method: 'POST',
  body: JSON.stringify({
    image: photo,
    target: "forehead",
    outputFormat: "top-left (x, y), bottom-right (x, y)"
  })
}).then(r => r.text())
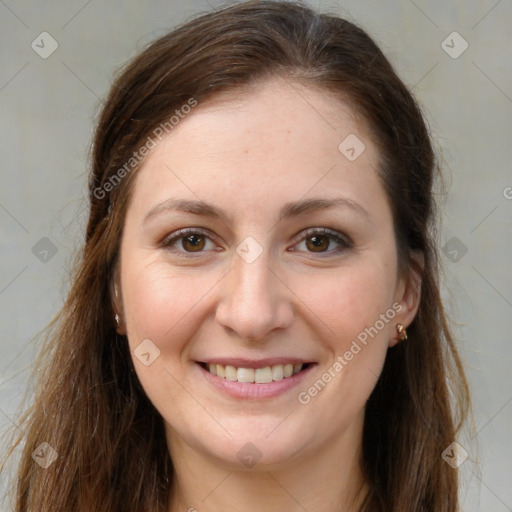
top-left (126, 77), bottom-right (387, 221)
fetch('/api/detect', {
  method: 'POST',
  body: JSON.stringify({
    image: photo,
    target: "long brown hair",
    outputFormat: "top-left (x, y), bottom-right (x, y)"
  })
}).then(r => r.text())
top-left (2, 1), bottom-right (470, 510)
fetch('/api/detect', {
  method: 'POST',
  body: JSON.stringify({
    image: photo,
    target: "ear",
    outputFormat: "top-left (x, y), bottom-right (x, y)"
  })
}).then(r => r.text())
top-left (110, 265), bottom-right (126, 335)
top-left (389, 251), bottom-right (424, 347)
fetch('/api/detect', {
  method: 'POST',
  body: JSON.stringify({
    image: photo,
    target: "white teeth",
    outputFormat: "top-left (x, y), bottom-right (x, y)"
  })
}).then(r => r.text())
top-left (225, 365), bottom-right (237, 381)
top-left (204, 362), bottom-right (305, 383)
top-left (255, 366), bottom-right (273, 384)
top-left (271, 365), bottom-right (284, 381)
top-left (237, 367), bottom-right (254, 383)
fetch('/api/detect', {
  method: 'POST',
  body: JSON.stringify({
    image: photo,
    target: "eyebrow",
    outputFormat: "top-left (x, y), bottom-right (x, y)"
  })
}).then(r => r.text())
top-left (279, 197), bottom-right (369, 220)
top-left (142, 196), bottom-right (369, 226)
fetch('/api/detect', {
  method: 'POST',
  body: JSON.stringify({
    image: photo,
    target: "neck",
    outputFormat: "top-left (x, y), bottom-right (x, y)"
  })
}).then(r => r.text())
top-left (167, 415), bottom-right (368, 512)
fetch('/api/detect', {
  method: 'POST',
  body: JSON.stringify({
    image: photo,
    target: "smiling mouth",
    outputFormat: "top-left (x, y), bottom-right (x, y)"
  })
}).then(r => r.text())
top-left (198, 362), bottom-right (312, 384)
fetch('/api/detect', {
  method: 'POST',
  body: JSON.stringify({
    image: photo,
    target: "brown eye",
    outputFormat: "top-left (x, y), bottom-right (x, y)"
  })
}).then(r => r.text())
top-left (305, 235), bottom-right (330, 252)
top-left (162, 228), bottom-right (218, 257)
top-left (291, 228), bottom-right (351, 256)
top-left (181, 233), bottom-right (206, 252)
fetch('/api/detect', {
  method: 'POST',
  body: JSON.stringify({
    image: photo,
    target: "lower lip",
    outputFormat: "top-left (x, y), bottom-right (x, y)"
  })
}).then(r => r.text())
top-left (196, 363), bottom-right (315, 400)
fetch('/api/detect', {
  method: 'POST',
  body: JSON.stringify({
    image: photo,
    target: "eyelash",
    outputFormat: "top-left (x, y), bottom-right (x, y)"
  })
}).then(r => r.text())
top-left (160, 227), bottom-right (352, 259)
top-left (292, 228), bottom-right (352, 255)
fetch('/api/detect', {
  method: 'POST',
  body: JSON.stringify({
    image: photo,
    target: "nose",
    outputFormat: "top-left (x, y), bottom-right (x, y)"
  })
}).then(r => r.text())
top-left (215, 250), bottom-right (294, 342)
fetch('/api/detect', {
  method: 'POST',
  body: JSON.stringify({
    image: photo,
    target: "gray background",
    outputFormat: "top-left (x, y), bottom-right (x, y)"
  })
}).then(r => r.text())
top-left (0, 0), bottom-right (511, 510)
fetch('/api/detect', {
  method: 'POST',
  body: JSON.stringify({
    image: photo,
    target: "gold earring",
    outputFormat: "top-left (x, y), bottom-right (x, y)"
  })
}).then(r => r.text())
top-left (396, 323), bottom-right (407, 341)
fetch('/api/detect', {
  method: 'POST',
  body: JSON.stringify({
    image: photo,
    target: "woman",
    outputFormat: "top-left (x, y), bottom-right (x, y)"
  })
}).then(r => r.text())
top-left (3, 1), bottom-right (470, 510)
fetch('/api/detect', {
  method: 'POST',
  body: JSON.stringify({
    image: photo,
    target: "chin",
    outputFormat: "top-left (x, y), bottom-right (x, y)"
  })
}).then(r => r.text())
top-left (181, 416), bottom-right (314, 470)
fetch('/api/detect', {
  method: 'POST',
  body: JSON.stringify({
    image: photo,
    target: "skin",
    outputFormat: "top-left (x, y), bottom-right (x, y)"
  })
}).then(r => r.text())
top-left (115, 76), bottom-right (421, 512)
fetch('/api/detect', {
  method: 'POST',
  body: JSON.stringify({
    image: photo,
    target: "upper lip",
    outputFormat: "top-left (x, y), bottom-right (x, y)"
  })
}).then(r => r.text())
top-left (197, 358), bottom-right (314, 369)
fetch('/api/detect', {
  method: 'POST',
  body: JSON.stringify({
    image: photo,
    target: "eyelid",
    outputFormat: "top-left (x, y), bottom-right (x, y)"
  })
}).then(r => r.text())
top-left (289, 227), bottom-right (352, 253)
top-left (159, 226), bottom-right (352, 258)
top-left (160, 227), bottom-right (221, 256)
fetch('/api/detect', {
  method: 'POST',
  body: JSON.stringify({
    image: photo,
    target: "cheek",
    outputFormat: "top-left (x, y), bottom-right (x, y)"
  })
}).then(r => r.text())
top-left (298, 260), bottom-right (397, 346)
top-left (291, 261), bottom-right (397, 433)
top-left (120, 260), bottom-right (217, 419)
top-left (120, 258), bottom-right (214, 351)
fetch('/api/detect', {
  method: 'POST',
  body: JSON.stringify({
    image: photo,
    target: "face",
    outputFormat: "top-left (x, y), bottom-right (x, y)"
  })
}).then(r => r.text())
top-left (116, 77), bottom-right (418, 470)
